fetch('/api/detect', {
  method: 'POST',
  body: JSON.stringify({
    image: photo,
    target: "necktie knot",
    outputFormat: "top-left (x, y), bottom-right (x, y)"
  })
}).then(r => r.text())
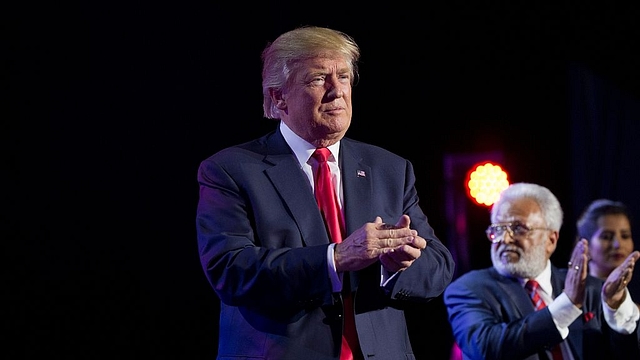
top-left (525, 280), bottom-right (546, 310)
top-left (525, 280), bottom-right (539, 293)
top-left (313, 147), bottom-right (331, 163)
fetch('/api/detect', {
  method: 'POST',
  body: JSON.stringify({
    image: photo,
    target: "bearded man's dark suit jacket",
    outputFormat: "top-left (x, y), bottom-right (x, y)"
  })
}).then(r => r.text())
top-left (444, 265), bottom-right (640, 360)
top-left (196, 128), bottom-right (455, 360)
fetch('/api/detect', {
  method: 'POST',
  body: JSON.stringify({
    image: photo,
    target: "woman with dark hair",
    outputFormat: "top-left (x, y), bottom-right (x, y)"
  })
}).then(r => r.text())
top-left (576, 199), bottom-right (640, 308)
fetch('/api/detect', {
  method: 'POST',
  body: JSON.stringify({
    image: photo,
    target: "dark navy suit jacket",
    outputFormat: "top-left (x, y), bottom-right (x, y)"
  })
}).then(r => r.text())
top-left (444, 265), bottom-right (640, 360)
top-left (196, 128), bottom-right (455, 360)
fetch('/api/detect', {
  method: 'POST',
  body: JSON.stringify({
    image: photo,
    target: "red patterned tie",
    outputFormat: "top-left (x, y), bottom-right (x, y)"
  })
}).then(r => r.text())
top-left (525, 280), bottom-right (563, 360)
top-left (312, 148), bottom-right (361, 360)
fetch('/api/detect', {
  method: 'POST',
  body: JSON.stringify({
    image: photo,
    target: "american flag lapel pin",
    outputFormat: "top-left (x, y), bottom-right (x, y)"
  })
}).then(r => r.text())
top-left (357, 170), bottom-right (366, 177)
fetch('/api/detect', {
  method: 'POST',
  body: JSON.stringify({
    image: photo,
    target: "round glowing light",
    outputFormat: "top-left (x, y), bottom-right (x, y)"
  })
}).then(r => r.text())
top-left (466, 162), bottom-right (510, 206)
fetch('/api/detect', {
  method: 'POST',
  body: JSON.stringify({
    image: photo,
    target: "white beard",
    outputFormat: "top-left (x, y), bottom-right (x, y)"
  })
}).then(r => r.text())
top-left (491, 243), bottom-right (547, 279)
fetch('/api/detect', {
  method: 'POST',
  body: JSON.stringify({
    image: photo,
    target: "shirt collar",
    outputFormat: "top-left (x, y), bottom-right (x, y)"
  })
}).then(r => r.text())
top-left (280, 121), bottom-right (341, 167)
top-left (521, 260), bottom-right (553, 295)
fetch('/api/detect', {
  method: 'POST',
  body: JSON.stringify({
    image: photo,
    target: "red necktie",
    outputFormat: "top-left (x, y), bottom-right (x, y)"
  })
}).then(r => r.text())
top-left (525, 280), bottom-right (563, 360)
top-left (312, 148), bottom-right (344, 243)
top-left (312, 148), bottom-right (361, 360)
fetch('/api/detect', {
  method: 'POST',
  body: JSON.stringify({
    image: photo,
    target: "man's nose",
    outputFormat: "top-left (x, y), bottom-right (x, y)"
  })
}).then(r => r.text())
top-left (500, 230), bottom-right (516, 244)
top-left (326, 77), bottom-right (345, 98)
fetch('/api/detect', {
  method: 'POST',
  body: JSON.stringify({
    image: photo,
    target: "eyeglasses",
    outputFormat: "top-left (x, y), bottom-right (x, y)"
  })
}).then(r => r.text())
top-left (485, 221), bottom-right (552, 243)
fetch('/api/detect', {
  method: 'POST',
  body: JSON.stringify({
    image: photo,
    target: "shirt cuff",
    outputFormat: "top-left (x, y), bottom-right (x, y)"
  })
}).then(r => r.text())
top-left (603, 288), bottom-right (640, 334)
top-left (548, 292), bottom-right (582, 338)
top-left (381, 266), bottom-right (398, 287)
top-left (327, 243), bottom-right (342, 292)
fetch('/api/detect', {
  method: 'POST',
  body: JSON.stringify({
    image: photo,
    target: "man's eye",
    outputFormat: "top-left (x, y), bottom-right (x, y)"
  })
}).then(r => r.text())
top-left (512, 224), bottom-right (528, 234)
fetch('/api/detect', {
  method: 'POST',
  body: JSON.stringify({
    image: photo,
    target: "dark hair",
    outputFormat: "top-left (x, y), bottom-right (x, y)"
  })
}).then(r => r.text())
top-left (576, 199), bottom-right (631, 239)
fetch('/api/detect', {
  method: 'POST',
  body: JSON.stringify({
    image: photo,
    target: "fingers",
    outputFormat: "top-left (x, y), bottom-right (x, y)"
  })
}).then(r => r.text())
top-left (564, 240), bottom-right (589, 305)
top-left (379, 244), bottom-right (421, 272)
top-left (385, 238), bottom-right (393, 248)
top-left (567, 239), bottom-right (588, 277)
top-left (394, 214), bottom-right (411, 228)
top-left (380, 251), bottom-right (409, 273)
top-left (602, 252), bottom-right (637, 306)
top-left (339, 216), bottom-right (425, 272)
top-left (376, 216), bottom-right (418, 246)
top-left (619, 251), bottom-right (639, 286)
top-left (379, 235), bottom-right (423, 250)
top-left (372, 216), bottom-right (426, 257)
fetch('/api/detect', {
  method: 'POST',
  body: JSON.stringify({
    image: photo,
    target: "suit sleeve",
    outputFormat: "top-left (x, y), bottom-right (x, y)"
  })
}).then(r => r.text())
top-left (386, 159), bottom-right (456, 302)
top-left (444, 274), bottom-right (564, 360)
top-left (196, 150), bottom-right (335, 314)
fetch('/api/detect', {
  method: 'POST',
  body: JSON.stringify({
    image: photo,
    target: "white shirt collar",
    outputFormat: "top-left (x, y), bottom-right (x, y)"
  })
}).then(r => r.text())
top-left (522, 260), bottom-right (553, 296)
top-left (280, 121), bottom-right (341, 166)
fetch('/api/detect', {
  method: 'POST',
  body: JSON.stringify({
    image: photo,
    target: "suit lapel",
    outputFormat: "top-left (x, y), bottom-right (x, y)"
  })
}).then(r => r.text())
top-left (264, 129), bottom-right (331, 247)
top-left (490, 269), bottom-right (533, 316)
top-left (340, 140), bottom-right (373, 235)
top-left (337, 140), bottom-right (374, 291)
top-left (550, 267), bottom-right (565, 299)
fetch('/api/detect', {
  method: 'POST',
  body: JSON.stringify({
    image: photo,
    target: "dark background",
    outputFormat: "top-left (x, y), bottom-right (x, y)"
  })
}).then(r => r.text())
top-left (9, 2), bottom-right (640, 359)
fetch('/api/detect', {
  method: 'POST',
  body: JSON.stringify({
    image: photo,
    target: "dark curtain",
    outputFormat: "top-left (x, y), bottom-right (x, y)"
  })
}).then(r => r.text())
top-left (568, 63), bottom-right (640, 236)
top-left (568, 63), bottom-right (640, 303)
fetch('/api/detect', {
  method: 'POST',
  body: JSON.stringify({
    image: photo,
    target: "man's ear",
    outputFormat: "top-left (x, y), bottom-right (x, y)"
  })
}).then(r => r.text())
top-left (269, 89), bottom-right (286, 109)
top-left (547, 230), bottom-right (560, 255)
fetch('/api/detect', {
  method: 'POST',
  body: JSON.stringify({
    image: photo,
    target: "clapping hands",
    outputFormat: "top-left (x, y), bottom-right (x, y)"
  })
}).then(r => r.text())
top-left (602, 250), bottom-right (640, 309)
top-left (376, 215), bottom-right (426, 273)
top-left (334, 215), bottom-right (426, 273)
top-left (565, 239), bottom-right (640, 309)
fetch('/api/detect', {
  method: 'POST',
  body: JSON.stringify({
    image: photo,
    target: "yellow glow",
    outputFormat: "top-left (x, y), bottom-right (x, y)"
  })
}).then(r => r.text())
top-left (467, 163), bottom-right (509, 206)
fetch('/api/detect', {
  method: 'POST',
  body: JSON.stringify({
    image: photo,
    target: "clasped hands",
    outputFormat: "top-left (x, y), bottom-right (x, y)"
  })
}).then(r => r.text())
top-left (564, 238), bottom-right (640, 309)
top-left (334, 214), bottom-right (426, 273)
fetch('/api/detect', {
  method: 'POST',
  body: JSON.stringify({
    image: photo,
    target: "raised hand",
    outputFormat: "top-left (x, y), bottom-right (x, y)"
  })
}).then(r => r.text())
top-left (602, 250), bottom-right (640, 308)
top-left (564, 239), bottom-right (589, 307)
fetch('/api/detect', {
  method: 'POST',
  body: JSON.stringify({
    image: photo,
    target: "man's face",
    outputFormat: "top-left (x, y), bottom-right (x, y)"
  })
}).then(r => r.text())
top-left (490, 197), bottom-right (556, 278)
top-left (277, 55), bottom-right (352, 147)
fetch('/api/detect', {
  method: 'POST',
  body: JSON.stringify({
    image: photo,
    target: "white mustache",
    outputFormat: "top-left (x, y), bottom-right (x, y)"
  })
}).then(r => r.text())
top-left (499, 246), bottom-right (522, 256)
